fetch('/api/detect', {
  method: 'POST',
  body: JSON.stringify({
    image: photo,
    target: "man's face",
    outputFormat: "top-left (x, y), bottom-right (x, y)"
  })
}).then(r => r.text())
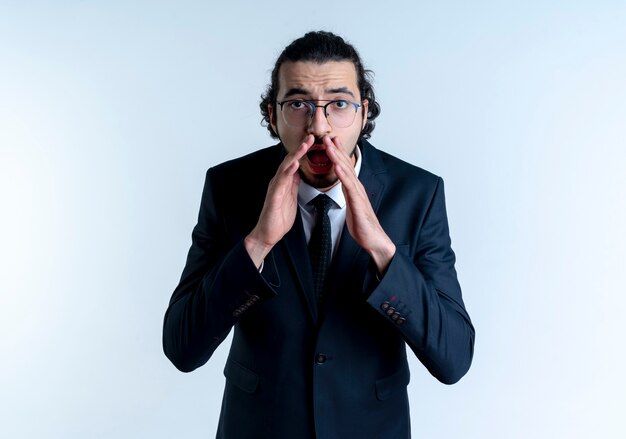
top-left (269, 61), bottom-right (368, 190)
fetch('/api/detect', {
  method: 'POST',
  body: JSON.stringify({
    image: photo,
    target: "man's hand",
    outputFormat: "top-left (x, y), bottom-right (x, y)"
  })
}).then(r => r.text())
top-left (325, 136), bottom-right (396, 274)
top-left (244, 135), bottom-right (314, 268)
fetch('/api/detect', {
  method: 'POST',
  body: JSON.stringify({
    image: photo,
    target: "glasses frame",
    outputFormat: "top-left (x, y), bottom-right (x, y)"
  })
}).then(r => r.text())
top-left (276, 99), bottom-right (362, 128)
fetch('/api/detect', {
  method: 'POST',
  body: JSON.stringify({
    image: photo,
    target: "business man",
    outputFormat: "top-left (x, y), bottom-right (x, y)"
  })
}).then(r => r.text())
top-left (163, 31), bottom-right (474, 438)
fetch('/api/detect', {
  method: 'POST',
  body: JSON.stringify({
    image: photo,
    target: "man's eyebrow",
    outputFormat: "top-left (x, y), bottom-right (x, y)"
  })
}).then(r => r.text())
top-left (327, 87), bottom-right (355, 97)
top-left (282, 86), bottom-right (356, 99)
top-left (282, 87), bottom-right (309, 99)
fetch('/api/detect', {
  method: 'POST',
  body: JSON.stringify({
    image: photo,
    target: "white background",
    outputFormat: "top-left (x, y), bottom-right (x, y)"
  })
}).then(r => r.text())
top-left (1, 1), bottom-right (625, 437)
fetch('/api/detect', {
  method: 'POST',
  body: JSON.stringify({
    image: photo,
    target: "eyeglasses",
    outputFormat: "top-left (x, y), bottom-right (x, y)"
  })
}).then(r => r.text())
top-left (277, 99), bottom-right (362, 128)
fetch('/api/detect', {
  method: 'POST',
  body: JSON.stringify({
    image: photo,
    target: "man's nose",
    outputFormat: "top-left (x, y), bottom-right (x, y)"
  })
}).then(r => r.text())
top-left (307, 105), bottom-right (331, 136)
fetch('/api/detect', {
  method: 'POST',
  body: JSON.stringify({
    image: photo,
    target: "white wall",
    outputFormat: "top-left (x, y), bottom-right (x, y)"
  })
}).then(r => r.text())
top-left (1, 1), bottom-right (624, 437)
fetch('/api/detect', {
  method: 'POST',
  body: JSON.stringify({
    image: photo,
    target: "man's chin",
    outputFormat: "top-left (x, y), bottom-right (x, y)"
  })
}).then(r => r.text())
top-left (299, 170), bottom-right (339, 191)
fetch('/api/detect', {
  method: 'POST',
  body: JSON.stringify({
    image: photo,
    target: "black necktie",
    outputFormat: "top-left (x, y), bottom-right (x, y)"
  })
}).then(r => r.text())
top-left (309, 194), bottom-right (333, 302)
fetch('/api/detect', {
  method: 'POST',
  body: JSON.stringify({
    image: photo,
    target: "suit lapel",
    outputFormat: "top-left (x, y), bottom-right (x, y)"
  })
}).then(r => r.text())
top-left (282, 211), bottom-right (318, 324)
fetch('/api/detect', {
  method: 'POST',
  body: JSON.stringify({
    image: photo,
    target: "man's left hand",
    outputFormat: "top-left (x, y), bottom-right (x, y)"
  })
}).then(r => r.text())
top-left (324, 136), bottom-right (396, 275)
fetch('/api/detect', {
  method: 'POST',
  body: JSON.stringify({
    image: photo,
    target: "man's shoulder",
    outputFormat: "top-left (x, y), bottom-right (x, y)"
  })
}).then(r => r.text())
top-left (207, 143), bottom-right (283, 182)
top-left (361, 140), bottom-right (441, 185)
top-left (212, 143), bottom-right (283, 171)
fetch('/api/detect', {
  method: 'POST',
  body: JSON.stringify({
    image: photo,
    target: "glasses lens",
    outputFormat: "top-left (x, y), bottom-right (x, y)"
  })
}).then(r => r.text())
top-left (282, 101), bottom-right (311, 127)
top-left (326, 101), bottom-right (357, 128)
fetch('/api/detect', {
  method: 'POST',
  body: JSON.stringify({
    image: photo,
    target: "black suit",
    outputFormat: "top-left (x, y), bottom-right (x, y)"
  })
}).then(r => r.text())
top-left (163, 140), bottom-right (474, 438)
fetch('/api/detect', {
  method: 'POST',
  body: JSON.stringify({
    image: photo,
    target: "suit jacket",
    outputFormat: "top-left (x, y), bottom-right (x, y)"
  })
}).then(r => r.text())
top-left (163, 140), bottom-right (475, 438)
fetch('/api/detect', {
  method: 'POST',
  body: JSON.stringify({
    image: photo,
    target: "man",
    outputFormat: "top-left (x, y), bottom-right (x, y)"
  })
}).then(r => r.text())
top-left (163, 31), bottom-right (474, 438)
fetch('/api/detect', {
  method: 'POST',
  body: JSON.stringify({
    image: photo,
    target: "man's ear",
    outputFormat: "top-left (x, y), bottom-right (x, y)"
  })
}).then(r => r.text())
top-left (268, 104), bottom-right (277, 134)
top-left (361, 99), bottom-right (369, 130)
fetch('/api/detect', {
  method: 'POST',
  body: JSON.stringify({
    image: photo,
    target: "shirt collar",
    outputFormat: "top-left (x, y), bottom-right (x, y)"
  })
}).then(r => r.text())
top-left (298, 145), bottom-right (362, 209)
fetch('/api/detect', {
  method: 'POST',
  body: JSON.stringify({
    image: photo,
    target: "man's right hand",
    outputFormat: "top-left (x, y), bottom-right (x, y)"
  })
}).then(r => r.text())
top-left (244, 135), bottom-right (313, 268)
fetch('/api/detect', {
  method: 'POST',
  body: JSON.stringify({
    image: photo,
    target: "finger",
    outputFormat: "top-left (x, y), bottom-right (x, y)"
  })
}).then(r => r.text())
top-left (291, 170), bottom-right (301, 193)
top-left (325, 138), bottom-right (357, 186)
top-left (279, 135), bottom-right (314, 175)
top-left (328, 137), bottom-right (356, 172)
top-left (291, 134), bottom-right (314, 161)
top-left (326, 147), bottom-right (370, 208)
top-left (324, 137), bottom-right (343, 167)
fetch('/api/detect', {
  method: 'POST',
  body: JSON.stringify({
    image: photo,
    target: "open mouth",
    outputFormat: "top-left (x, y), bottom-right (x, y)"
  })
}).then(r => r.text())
top-left (306, 144), bottom-right (332, 173)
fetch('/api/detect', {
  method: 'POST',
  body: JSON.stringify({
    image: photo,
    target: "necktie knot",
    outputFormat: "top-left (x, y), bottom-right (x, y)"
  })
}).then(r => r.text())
top-left (311, 194), bottom-right (333, 216)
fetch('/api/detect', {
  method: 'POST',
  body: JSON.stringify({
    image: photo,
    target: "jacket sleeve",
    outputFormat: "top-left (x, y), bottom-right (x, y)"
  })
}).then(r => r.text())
top-left (162, 168), bottom-right (279, 373)
top-left (365, 177), bottom-right (475, 384)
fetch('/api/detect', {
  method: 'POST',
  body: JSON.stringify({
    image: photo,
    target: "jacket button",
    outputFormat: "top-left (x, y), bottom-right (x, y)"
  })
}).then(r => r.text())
top-left (385, 307), bottom-right (396, 316)
top-left (397, 317), bottom-right (406, 326)
top-left (316, 354), bottom-right (327, 364)
top-left (381, 302), bottom-right (390, 311)
top-left (232, 309), bottom-right (242, 317)
top-left (391, 312), bottom-right (401, 321)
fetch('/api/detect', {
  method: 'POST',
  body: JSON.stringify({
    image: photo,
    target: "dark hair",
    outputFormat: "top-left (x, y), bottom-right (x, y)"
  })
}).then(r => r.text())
top-left (260, 31), bottom-right (381, 140)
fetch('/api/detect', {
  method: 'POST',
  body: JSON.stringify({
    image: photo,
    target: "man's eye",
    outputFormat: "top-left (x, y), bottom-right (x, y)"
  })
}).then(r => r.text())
top-left (333, 100), bottom-right (349, 109)
top-left (289, 101), bottom-right (307, 110)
